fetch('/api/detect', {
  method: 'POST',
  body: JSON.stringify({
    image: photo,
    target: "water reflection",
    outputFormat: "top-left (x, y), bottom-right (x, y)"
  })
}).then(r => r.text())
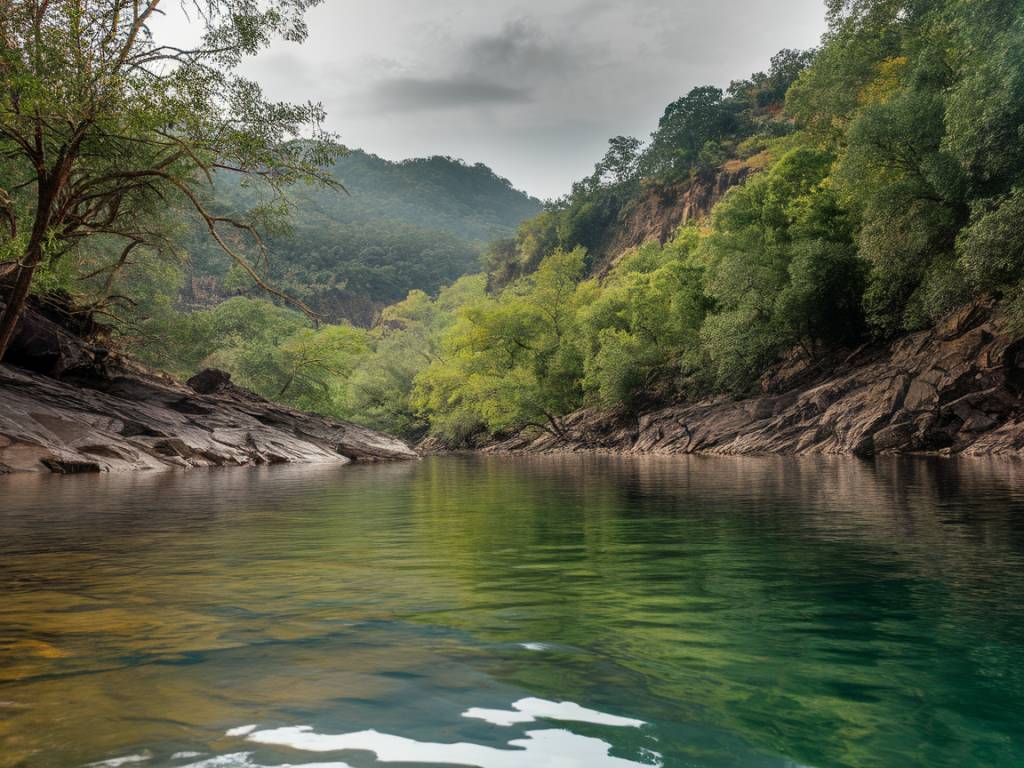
top-left (1, 455), bottom-right (1023, 768)
top-left (238, 696), bottom-right (654, 767)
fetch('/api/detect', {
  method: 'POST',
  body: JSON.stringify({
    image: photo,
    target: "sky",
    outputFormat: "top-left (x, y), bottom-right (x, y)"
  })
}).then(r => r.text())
top-left (169, 0), bottom-right (829, 200)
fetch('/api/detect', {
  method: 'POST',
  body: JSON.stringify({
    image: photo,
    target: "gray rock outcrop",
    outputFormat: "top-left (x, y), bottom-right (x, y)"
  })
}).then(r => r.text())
top-left (488, 301), bottom-right (1024, 458)
top-left (0, 304), bottom-right (416, 474)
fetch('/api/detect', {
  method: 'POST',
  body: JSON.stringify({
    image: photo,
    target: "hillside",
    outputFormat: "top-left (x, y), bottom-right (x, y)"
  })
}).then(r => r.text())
top-left (317, 151), bottom-right (544, 241)
top-left (185, 151), bottom-right (542, 325)
top-left (6, 0), bottom-right (1022, 459)
top-left (485, 301), bottom-right (1024, 458)
top-left (333, 2), bottom-right (1024, 449)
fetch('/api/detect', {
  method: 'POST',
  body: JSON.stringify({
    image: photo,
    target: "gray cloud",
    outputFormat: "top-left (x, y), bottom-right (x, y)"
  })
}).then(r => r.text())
top-left (361, 21), bottom-right (579, 114)
top-left (230, 0), bottom-right (828, 198)
top-left (365, 76), bottom-right (532, 112)
top-left (459, 19), bottom-right (584, 79)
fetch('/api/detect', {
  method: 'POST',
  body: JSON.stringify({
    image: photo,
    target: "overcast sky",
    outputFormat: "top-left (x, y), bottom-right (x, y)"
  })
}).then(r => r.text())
top-left (177, 1), bottom-right (829, 199)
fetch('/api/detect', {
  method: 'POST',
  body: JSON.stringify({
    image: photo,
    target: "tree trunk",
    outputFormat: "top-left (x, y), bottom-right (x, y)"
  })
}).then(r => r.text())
top-left (544, 411), bottom-right (566, 439)
top-left (0, 246), bottom-right (42, 362)
top-left (277, 370), bottom-right (297, 398)
top-left (0, 170), bottom-right (66, 362)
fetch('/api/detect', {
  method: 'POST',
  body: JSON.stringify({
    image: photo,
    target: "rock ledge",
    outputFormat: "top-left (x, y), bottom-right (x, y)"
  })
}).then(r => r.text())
top-left (0, 306), bottom-right (416, 473)
top-left (488, 301), bottom-right (1024, 458)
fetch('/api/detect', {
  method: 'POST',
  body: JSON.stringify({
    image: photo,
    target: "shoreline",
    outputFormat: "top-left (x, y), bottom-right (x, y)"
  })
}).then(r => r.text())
top-left (476, 302), bottom-right (1024, 460)
top-left (4, 299), bottom-right (1022, 474)
top-left (0, 361), bottom-right (417, 474)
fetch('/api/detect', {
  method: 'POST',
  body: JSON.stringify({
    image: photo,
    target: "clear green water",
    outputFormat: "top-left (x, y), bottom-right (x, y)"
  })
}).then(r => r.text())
top-left (2, 455), bottom-right (1024, 768)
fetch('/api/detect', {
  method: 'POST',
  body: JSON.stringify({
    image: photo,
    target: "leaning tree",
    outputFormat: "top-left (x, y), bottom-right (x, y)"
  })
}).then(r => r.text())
top-left (0, 0), bottom-right (340, 359)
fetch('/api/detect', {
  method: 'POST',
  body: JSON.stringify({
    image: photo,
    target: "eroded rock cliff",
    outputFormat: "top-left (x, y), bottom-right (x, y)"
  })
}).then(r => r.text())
top-left (591, 166), bottom-right (755, 277)
top-left (489, 302), bottom-right (1024, 458)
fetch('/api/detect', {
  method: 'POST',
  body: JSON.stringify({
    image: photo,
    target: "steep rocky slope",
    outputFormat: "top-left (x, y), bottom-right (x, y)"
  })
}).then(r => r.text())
top-left (591, 165), bottom-right (756, 277)
top-left (489, 302), bottom-right (1024, 458)
top-left (0, 304), bottom-right (416, 473)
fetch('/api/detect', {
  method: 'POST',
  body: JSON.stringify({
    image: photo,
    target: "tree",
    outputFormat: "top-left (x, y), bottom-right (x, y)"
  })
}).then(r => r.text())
top-left (957, 188), bottom-right (1024, 292)
top-left (698, 148), bottom-right (861, 389)
top-left (133, 295), bottom-right (369, 417)
top-left (346, 275), bottom-right (485, 438)
top-left (0, 0), bottom-right (339, 359)
top-left (642, 86), bottom-right (740, 177)
top-left (577, 231), bottom-right (710, 407)
top-left (837, 83), bottom-right (968, 332)
top-left (942, 4), bottom-right (1024, 196)
top-left (266, 324), bottom-right (368, 413)
top-left (414, 249), bottom-right (587, 440)
top-left (729, 48), bottom-right (815, 110)
top-left (594, 136), bottom-right (643, 186)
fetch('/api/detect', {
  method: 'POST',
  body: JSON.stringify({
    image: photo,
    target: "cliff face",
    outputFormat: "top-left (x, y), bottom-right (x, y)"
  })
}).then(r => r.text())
top-left (0, 304), bottom-right (416, 474)
top-left (489, 302), bottom-right (1024, 458)
top-left (591, 166), bottom-right (754, 277)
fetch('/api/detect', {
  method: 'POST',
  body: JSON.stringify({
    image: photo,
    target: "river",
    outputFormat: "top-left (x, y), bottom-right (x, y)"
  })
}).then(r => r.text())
top-left (1, 455), bottom-right (1023, 768)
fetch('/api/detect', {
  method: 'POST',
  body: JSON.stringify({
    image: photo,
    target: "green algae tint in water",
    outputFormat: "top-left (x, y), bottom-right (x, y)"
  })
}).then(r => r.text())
top-left (1, 455), bottom-right (1024, 768)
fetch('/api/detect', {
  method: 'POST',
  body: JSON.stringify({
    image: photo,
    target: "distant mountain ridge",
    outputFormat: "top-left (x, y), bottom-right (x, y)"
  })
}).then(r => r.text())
top-left (187, 150), bottom-right (543, 325)
top-left (327, 150), bottom-right (543, 242)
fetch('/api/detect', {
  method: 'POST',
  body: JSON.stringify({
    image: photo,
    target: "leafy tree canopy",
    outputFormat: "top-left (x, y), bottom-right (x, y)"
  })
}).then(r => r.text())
top-left (0, 0), bottom-right (340, 357)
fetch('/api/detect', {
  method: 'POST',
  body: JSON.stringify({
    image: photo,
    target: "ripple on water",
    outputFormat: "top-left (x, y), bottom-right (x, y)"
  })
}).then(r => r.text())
top-left (244, 727), bottom-right (654, 768)
top-left (463, 696), bottom-right (646, 727)
top-left (6, 456), bottom-right (1024, 768)
top-left (221, 696), bottom-right (657, 768)
top-left (180, 757), bottom-right (352, 768)
top-left (84, 757), bottom-right (151, 768)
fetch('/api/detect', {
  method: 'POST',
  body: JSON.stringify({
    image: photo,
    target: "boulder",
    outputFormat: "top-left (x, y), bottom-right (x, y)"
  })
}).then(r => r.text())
top-left (187, 368), bottom-right (234, 395)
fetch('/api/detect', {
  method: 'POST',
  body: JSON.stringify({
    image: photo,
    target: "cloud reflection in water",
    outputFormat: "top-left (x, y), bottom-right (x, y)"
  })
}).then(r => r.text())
top-left (224, 696), bottom-right (657, 768)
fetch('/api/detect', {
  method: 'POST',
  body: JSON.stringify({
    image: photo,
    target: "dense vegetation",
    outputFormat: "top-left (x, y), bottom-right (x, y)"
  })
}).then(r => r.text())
top-left (401, 0), bottom-right (1024, 442)
top-left (6, 0), bottom-right (1024, 448)
top-left (183, 152), bottom-right (541, 324)
top-left (482, 47), bottom-right (815, 285)
top-left (0, 0), bottom-right (342, 359)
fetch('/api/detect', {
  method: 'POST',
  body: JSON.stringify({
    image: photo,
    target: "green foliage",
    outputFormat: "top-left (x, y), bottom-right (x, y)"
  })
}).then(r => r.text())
top-left (326, 152), bottom-right (542, 241)
top-left (413, 250), bottom-right (588, 439)
top-left (943, 29), bottom-right (1024, 193)
top-left (776, 239), bottom-right (865, 345)
top-left (699, 148), bottom-right (864, 390)
top-left (787, 0), bottom-right (1024, 335)
top-left (133, 297), bottom-right (368, 419)
top-left (837, 89), bottom-right (967, 332)
top-left (642, 86), bottom-right (744, 179)
top-left (483, 50), bottom-right (813, 290)
top-left (101, 0), bottom-right (1024, 445)
top-left (577, 231), bottom-right (710, 407)
top-left (181, 152), bottom-right (542, 325)
top-left (0, 0), bottom-right (342, 354)
top-left (731, 49), bottom-right (818, 110)
top-left (957, 188), bottom-right (1024, 291)
top-left (595, 136), bottom-right (644, 185)
top-left (347, 276), bottom-right (486, 439)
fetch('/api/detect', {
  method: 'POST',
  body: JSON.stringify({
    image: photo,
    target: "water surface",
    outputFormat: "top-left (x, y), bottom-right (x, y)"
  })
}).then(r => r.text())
top-left (2, 455), bottom-right (1024, 768)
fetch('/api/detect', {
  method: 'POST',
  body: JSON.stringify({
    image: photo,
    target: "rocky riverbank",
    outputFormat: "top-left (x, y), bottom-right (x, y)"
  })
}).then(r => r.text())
top-left (487, 301), bottom-right (1024, 458)
top-left (0, 304), bottom-right (416, 474)
top-left (6, 294), bottom-right (1023, 473)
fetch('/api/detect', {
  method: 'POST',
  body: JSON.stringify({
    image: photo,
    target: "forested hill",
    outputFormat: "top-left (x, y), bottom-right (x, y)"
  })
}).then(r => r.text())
top-left (21, 0), bottom-right (1018, 457)
top-left (363, 0), bottom-right (1024, 444)
top-left (128, 0), bottom-right (1024, 449)
top-left (321, 151), bottom-right (543, 241)
top-left (185, 152), bottom-right (542, 325)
